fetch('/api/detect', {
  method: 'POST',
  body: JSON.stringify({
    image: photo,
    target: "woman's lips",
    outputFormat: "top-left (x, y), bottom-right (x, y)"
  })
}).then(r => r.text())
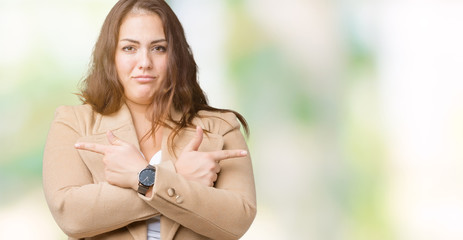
top-left (133, 75), bottom-right (156, 83)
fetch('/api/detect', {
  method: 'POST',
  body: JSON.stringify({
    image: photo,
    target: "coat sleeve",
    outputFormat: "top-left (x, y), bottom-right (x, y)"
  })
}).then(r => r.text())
top-left (42, 106), bottom-right (157, 238)
top-left (140, 112), bottom-right (257, 240)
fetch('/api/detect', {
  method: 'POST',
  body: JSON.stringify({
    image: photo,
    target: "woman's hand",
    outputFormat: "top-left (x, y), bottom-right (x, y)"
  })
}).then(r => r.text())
top-left (175, 126), bottom-right (248, 187)
top-left (74, 131), bottom-right (147, 191)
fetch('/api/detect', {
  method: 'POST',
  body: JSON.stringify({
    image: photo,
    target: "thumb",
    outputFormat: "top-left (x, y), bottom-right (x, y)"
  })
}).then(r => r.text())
top-left (107, 131), bottom-right (124, 146)
top-left (183, 126), bottom-right (203, 152)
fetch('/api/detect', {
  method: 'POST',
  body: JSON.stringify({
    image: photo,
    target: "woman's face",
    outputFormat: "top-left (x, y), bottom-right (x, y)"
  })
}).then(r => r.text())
top-left (115, 12), bottom-right (168, 105)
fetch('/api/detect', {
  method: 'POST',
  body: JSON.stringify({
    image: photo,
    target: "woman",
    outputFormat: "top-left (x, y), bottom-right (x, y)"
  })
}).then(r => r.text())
top-left (42, 0), bottom-right (256, 239)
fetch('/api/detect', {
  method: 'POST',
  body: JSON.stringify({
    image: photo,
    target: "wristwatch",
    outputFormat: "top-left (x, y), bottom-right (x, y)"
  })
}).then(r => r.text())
top-left (137, 165), bottom-right (156, 196)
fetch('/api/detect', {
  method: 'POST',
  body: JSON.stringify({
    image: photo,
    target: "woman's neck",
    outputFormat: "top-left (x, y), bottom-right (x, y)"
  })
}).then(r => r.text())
top-left (124, 100), bottom-right (162, 160)
top-left (125, 100), bottom-right (151, 118)
top-left (125, 100), bottom-right (152, 138)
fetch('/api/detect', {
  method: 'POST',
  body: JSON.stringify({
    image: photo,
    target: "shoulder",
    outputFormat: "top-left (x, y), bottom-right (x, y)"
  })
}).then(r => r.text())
top-left (53, 104), bottom-right (96, 123)
top-left (53, 103), bottom-right (133, 135)
top-left (195, 110), bottom-right (241, 136)
top-left (52, 104), bottom-right (99, 134)
top-left (54, 104), bottom-right (93, 115)
top-left (53, 104), bottom-right (94, 121)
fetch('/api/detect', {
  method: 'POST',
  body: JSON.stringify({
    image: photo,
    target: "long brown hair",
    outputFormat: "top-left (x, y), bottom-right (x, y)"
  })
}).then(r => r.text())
top-left (80, 0), bottom-right (248, 151)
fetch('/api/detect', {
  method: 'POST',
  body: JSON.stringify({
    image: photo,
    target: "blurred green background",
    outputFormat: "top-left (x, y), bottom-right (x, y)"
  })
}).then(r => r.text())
top-left (1, 0), bottom-right (463, 239)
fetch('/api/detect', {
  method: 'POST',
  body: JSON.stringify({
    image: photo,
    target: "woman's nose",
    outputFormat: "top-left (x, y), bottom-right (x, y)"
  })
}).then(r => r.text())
top-left (138, 50), bottom-right (153, 70)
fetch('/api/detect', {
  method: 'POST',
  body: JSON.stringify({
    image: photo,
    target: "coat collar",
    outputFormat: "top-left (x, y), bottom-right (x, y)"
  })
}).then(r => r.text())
top-left (88, 103), bottom-right (222, 156)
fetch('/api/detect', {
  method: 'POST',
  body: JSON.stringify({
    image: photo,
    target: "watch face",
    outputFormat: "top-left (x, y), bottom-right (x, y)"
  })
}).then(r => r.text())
top-left (139, 168), bottom-right (155, 186)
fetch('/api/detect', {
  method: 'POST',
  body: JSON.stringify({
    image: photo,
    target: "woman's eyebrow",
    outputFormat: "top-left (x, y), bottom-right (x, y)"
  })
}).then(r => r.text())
top-left (119, 38), bottom-right (167, 44)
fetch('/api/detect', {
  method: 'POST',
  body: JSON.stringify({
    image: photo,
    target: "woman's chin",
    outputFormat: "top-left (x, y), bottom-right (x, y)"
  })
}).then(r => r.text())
top-left (125, 96), bottom-right (153, 106)
top-left (124, 90), bottom-right (155, 105)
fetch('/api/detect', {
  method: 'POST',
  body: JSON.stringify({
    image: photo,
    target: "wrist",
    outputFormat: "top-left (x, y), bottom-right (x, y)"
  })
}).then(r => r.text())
top-left (132, 164), bottom-right (146, 191)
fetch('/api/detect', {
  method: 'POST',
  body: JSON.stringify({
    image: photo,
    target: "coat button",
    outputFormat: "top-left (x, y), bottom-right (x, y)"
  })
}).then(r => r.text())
top-left (167, 188), bottom-right (175, 197)
top-left (175, 195), bottom-right (184, 204)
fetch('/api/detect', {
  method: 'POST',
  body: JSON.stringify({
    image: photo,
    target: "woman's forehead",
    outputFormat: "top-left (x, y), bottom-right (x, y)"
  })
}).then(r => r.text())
top-left (119, 12), bottom-right (165, 40)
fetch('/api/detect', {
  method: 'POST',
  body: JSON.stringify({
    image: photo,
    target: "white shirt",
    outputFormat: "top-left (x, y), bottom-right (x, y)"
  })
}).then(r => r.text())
top-left (147, 151), bottom-right (162, 240)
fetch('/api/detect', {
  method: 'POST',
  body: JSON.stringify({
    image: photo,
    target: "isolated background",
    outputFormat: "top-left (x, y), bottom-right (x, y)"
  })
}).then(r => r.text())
top-left (1, 0), bottom-right (463, 239)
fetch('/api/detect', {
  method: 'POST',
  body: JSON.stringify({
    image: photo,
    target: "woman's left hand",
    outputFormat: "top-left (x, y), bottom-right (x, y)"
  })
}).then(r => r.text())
top-left (74, 131), bottom-right (147, 191)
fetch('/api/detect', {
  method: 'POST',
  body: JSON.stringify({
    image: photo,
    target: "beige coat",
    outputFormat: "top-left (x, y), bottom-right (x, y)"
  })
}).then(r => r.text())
top-left (43, 104), bottom-right (256, 240)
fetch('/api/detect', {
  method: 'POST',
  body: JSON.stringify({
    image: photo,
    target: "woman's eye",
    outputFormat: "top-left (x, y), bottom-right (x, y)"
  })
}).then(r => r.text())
top-left (122, 46), bottom-right (135, 52)
top-left (153, 46), bottom-right (166, 52)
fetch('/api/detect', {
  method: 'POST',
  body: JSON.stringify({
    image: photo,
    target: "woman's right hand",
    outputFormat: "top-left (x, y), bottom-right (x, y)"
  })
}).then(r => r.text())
top-left (175, 126), bottom-right (248, 187)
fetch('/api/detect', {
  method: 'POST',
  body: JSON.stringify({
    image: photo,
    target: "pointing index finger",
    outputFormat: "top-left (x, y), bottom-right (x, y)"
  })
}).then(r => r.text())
top-left (74, 142), bottom-right (108, 155)
top-left (212, 150), bottom-right (248, 162)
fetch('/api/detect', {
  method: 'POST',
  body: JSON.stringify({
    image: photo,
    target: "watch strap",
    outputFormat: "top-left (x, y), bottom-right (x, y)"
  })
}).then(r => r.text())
top-left (138, 183), bottom-right (149, 196)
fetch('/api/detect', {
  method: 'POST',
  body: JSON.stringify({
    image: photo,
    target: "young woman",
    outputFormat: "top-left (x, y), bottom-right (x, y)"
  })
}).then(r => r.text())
top-left (42, 0), bottom-right (256, 239)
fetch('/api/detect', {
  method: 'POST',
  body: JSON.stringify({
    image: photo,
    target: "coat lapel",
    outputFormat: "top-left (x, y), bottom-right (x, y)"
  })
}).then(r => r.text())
top-left (126, 221), bottom-right (148, 240)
